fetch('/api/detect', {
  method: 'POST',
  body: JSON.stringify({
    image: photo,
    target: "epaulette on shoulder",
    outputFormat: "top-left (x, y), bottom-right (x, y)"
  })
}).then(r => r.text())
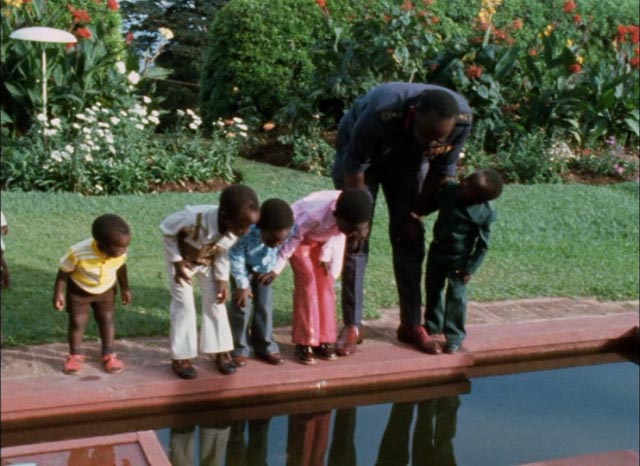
top-left (456, 112), bottom-right (473, 125)
top-left (378, 110), bottom-right (404, 123)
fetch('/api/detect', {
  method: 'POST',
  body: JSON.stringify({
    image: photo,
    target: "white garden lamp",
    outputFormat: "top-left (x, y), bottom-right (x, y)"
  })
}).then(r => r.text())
top-left (9, 27), bottom-right (77, 125)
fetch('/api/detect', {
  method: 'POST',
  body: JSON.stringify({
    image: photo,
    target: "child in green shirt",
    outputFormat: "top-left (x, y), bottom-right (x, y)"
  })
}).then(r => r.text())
top-left (423, 169), bottom-right (503, 353)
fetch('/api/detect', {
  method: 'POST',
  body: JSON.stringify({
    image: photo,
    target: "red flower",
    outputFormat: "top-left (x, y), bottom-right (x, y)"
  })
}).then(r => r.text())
top-left (422, 0), bottom-right (434, 5)
top-left (125, 31), bottom-right (134, 45)
top-left (431, 16), bottom-right (440, 24)
top-left (65, 42), bottom-right (76, 51)
top-left (466, 64), bottom-right (483, 79)
top-left (316, 0), bottom-right (326, 7)
top-left (68, 6), bottom-right (91, 24)
top-left (512, 18), bottom-right (523, 30)
top-left (573, 14), bottom-right (582, 25)
top-left (401, 0), bottom-right (414, 11)
top-left (529, 49), bottom-right (538, 56)
top-left (562, 0), bottom-right (577, 13)
top-left (75, 27), bottom-right (92, 39)
top-left (630, 55), bottom-right (640, 69)
top-left (107, 0), bottom-right (119, 11)
top-left (569, 63), bottom-right (582, 73)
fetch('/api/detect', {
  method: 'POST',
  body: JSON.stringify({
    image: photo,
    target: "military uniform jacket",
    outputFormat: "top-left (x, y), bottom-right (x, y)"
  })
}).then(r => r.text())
top-left (427, 181), bottom-right (497, 275)
top-left (339, 82), bottom-right (472, 178)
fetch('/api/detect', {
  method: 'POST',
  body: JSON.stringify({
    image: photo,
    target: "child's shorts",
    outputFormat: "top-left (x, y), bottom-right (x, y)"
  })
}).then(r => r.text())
top-left (66, 279), bottom-right (116, 316)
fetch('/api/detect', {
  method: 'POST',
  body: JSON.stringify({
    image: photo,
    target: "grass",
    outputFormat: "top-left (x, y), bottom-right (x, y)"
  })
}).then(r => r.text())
top-left (1, 158), bottom-right (638, 346)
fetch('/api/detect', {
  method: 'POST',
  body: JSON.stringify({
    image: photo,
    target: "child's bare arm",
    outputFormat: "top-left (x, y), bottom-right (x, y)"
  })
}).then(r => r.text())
top-left (117, 264), bottom-right (132, 305)
top-left (53, 270), bottom-right (70, 310)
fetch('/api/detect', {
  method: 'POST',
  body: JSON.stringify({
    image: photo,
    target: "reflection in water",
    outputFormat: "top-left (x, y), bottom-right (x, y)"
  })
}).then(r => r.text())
top-left (166, 397), bottom-right (460, 466)
top-left (376, 397), bottom-right (460, 466)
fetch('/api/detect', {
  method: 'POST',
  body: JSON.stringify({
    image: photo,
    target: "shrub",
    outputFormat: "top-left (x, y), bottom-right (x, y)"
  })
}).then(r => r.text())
top-left (1, 0), bottom-right (129, 134)
top-left (199, 0), bottom-right (325, 127)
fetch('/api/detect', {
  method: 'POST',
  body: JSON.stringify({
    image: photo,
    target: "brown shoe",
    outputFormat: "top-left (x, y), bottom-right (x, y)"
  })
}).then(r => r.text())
top-left (295, 345), bottom-right (316, 365)
top-left (232, 355), bottom-right (247, 368)
top-left (172, 359), bottom-right (198, 379)
top-left (397, 324), bottom-right (441, 354)
top-left (336, 325), bottom-right (360, 356)
top-left (257, 352), bottom-right (284, 365)
top-left (215, 352), bottom-right (237, 375)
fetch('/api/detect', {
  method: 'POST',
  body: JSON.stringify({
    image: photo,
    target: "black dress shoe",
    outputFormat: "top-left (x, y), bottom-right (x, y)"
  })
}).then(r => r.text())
top-left (336, 325), bottom-right (359, 356)
top-left (216, 352), bottom-right (237, 375)
top-left (443, 342), bottom-right (461, 354)
top-left (313, 343), bottom-right (338, 360)
top-left (257, 352), bottom-right (284, 365)
top-left (172, 359), bottom-right (198, 379)
top-left (295, 345), bottom-right (316, 365)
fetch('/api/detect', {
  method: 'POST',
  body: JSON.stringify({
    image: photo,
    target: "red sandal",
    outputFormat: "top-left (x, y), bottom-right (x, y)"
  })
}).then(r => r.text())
top-left (64, 354), bottom-right (86, 374)
top-left (102, 353), bottom-right (124, 373)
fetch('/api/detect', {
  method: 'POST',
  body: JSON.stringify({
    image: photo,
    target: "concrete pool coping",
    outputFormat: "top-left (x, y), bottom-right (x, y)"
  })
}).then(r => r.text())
top-left (1, 298), bottom-right (638, 448)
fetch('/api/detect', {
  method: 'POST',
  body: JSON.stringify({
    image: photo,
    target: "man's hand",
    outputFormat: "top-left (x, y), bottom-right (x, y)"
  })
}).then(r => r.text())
top-left (216, 280), bottom-right (229, 304)
top-left (455, 269), bottom-right (472, 284)
top-left (53, 292), bottom-right (66, 311)
top-left (121, 287), bottom-right (132, 305)
top-left (256, 271), bottom-right (277, 286)
top-left (234, 288), bottom-right (252, 308)
top-left (173, 260), bottom-right (193, 286)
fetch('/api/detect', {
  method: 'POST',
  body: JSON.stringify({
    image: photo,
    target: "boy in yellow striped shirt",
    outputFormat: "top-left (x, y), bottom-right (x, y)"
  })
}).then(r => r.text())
top-left (53, 214), bottom-right (132, 374)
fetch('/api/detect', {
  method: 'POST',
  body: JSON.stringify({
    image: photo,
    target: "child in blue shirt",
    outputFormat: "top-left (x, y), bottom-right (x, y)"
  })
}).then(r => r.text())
top-left (228, 199), bottom-right (294, 366)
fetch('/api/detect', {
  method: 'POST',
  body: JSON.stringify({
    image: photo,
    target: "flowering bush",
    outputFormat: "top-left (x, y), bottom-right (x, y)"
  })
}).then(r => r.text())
top-left (1, 0), bottom-right (130, 134)
top-left (1, 103), bottom-right (243, 194)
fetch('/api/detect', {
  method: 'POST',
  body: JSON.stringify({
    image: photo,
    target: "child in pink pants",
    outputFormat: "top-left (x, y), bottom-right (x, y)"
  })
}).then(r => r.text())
top-left (270, 189), bottom-right (372, 365)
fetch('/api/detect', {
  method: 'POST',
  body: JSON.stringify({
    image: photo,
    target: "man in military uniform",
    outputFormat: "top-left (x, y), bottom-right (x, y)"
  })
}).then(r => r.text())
top-left (332, 82), bottom-right (472, 356)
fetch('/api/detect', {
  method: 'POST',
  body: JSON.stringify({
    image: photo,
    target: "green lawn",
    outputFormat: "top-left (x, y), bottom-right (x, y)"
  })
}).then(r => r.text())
top-left (1, 159), bottom-right (638, 346)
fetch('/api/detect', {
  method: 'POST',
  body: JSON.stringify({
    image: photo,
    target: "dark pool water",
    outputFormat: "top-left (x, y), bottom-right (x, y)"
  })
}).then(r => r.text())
top-left (154, 359), bottom-right (639, 466)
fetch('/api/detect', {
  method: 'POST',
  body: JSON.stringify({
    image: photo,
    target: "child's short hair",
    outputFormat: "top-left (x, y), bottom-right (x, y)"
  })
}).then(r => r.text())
top-left (335, 188), bottom-right (373, 224)
top-left (219, 184), bottom-right (260, 217)
top-left (416, 89), bottom-right (459, 119)
top-left (477, 169), bottom-right (504, 201)
top-left (257, 198), bottom-right (294, 231)
top-left (92, 214), bottom-right (130, 244)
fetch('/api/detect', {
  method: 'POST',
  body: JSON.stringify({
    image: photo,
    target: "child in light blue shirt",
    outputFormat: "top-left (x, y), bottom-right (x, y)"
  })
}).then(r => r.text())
top-left (228, 199), bottom-right (294, 366)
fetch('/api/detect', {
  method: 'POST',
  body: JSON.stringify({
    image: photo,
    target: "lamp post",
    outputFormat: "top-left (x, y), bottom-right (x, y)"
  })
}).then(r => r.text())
top-left (9, 27), bottom-right (77, 126)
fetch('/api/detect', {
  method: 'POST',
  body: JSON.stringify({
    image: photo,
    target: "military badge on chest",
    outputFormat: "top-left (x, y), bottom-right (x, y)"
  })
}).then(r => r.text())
top-left (423, 144), bottom-right (453, 161)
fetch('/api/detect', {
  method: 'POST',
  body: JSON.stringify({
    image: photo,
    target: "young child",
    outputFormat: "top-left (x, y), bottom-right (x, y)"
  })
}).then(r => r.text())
top-left (229, 198), bottom-right (294, 367)
top-left (160, 184), bottom-right (260, 379)
top-left (271, 189), bottom-right (373, 365)
top-left (53, 214), bottom-right (132, 374)
top-left (423, 168), bottom-right (503, 354)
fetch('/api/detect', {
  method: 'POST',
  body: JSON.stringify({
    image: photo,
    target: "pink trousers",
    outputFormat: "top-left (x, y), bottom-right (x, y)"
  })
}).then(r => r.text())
top-left (290, 241), bottom-right (337, 346)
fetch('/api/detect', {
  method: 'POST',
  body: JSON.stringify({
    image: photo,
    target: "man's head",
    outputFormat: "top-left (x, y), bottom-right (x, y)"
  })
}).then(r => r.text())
top-left (92, 214), bottom-right (131, 258)
top-left (334, 188), bottom-right (373, 242)
top-left (257, 198), bottom-right (294, 248)
top-left (459, 169), bottom-right (504, 205)
top-left (413, 89), bottom-right (459, 150)
top-left (219, 184), bottom-right (261, 236)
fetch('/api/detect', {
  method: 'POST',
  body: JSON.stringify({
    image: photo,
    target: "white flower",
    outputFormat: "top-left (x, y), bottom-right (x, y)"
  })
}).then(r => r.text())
top-left (135, 124), bottom-right (144, 130)
top-left (233, 117), bottom-right (243, 124)
top-left (44, 128), bottom-right (58, 137)
top-left (95, 184), bottom-right (104, 192)
top-left (239, 131), bottom-right (248, 138)
top-left (151, 110), bottom-right (160, 117)
top-left (64, 145), bottom-right (75, 154)
top-left (50, 118), bottom-right (61, 128)
top-left (83, 127), bottom-right (92, 134)
top-left (110, 116), bottom-right (121, 125)
top-left (177, 109), bottom-right (185, 117)
top-left (84, 154), bottom-right (94, 163)
top-left (76, 113), bottom-right (88, 121)
top-left (72, 123), bottom-right (81, 130)
top-left (105, 134), bottom-right (115, 145)
top-left (127, 71), bottom-right (141, 85)
top-left (188, 122), bottom-right (199, 130)
top-left (120, 110), bottom-right (128, 117)
top-left (143, 96), bottom-right (152, 104)
top-left (158, 27), bottom-right (174, 40)
top-left (86, 108), bottom-right (95, 115)
top-left (186, 109), bottom-right (196, 117)
top-left (236, 124), bottom-right (248, 131)
top-left (148, 115), bottom-right (160, 125)
top-left (98, 122), bottom-right (110, 129)
top-left (36, 113), bottom-right (47, 122)
top-left (50, 150), bottom-right (70, 162)
top-left (79, 144), bottom-right (91, 152)
top-left (226, 132), bottom-right (237, 138)
top-left (108, 145), bottom-right (116, 155)
top-left (459, 151), bottom-right (465, 159)
top-left (215, 120), bottom-right (225, 127)
top-left (115, 61), bottom-right (126, 74)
